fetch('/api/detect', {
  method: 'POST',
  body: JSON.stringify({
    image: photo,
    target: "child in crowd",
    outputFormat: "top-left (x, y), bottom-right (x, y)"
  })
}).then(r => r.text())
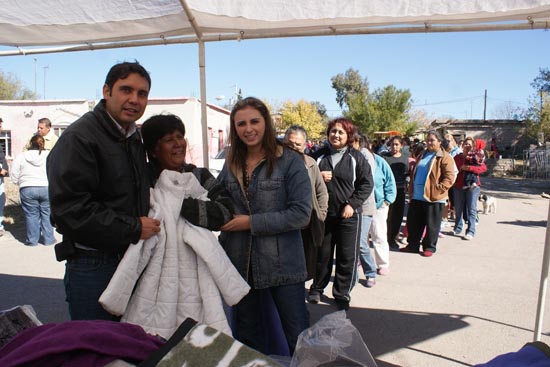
top-left (463, 139), bottom-right (486, 190)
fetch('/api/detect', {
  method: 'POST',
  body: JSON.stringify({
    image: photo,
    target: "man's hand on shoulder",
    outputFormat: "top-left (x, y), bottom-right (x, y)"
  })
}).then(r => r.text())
top-left (139, 217), bottom-right (161, 240)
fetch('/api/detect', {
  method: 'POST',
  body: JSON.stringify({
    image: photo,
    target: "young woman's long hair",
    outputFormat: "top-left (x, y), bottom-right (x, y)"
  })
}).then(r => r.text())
top-left (228, 97), bottom-right (280, 177)
top-left (29, 135), bottom-right (45, 154)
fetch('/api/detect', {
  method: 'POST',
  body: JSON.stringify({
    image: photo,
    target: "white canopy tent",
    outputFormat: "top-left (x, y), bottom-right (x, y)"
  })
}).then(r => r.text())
top-left (2, 0), bottom-right (550, 341)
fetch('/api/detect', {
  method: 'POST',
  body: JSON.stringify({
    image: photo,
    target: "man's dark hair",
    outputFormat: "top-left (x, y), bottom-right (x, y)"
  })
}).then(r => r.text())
top-left (104, 61), bottom-right (151, 92)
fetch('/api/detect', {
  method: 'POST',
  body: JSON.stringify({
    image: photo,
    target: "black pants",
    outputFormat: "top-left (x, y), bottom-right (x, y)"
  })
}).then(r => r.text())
top-left (310, 214), bottom-right (361, 303)
top-left (406, 200), bottom-right (444, 253)
top-left (387, 187), bottom-right (406, 246)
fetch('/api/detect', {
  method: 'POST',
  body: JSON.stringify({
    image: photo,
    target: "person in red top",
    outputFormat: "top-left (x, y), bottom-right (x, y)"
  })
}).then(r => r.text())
top-left (452, 137), bottom-right (487, 240)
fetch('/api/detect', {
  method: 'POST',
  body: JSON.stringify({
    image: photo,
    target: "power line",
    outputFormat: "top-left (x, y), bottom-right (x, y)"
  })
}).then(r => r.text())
top-left (412, 95), bottom-right (484, 107)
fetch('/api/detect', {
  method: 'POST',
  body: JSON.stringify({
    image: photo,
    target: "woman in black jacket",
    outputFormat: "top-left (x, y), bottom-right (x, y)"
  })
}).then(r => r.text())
top-left (307, 117), bottom-right (373, 311)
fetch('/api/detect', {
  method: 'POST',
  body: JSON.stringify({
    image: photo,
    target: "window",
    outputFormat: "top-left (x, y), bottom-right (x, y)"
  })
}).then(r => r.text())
top-left (53, 122), bottom-right (70, 137)
top-left (0, 130), bottom-right (12, 157)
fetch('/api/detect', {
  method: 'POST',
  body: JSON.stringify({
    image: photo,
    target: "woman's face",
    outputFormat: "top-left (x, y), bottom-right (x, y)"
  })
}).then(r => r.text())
top-left (328, 123), bottom-right (348, 149)
top-left (153, 130), bottom-right (187, 171)
top-left (462, 139), bottom-right (473, 154)
top-left (390, 139), bottom-right (402, 155)
top-left (426, 134), bottom-right (441, 152)
top-left (234, 106), bottom-right (266, 150)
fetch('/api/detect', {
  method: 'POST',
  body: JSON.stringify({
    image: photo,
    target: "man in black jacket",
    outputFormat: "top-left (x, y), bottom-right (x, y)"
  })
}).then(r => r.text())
top-left (47, 62), bottom-right (160, 320)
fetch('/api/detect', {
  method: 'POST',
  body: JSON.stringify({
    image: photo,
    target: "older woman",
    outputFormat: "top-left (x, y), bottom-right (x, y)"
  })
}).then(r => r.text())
top-left (308, 118), bottom-right (373, 310)
top-left (452, 137), bottom-right (487, 240)
top-left (401, 130), bottom-right (456, 257)
top-left (217, 97), bottom-right (312, 355)
top-left (283, 125), bottom-right (329, 281)
top-left (140, 114), bottom-right (234, 230)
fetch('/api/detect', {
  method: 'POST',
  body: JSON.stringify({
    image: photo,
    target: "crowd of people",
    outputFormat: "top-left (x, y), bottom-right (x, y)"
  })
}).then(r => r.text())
top-left (0, 61), bottom-right (492, 358)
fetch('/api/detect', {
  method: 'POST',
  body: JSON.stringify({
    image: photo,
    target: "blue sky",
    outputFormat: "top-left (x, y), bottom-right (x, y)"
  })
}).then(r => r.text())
top-left (1, 29), bottom-right (548, 120)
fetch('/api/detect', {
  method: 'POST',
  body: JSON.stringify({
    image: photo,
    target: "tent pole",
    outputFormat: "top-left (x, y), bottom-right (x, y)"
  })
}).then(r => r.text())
top-left (534, 201), bottom-right (550, 341)
top-left (198, 40), bottom-right (209, 168)
top-left (179, 0), bottom-right (209, 168)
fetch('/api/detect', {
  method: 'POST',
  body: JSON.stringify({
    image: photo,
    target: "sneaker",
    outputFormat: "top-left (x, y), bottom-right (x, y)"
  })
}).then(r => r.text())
top-left (307, 292), bottom-right (320, 304)
top-left (438, 232), bottom-right (446, 238)
top-left (421, 250), bottom-right (434, 257)
top-left (453, 230), bottom-right (461, 236)
top-left (464, 234), bottom-right (474, 240)
top-left (377, 267), bottom-right (389, 276)
top-left (399, 246), bottom-right (419, 253)
top-left (397, 236), bottom-right (408, 245)
top-left (389, 242), bottom-right (400, 251)
top-left (365, 277), bottom-right (376, 288)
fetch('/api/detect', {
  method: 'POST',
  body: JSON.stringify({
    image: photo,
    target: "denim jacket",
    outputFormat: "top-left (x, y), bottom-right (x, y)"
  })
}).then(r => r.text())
top-left (217, 145), bottom-right (312, 289)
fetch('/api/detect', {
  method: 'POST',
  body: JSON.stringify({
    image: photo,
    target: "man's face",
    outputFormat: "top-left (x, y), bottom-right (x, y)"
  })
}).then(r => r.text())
top-left (37, 122), bottom-right (50, 137)
top-left (103, 73), bottom-right (150, 129)
top-left (285, 132), bottom-right (306, 153)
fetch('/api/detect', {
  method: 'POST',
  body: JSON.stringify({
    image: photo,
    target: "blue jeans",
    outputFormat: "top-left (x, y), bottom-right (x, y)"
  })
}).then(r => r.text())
top-left (358, 215), bottom-right (376, 278)
top-left (453, 186), bottom-right (480, 236)
top-left (64, 254), bottom-right (121, 320)
top-left (234, 282), bottom-right (309, 356)
top-left (19, 186), bottom-right (56, 245)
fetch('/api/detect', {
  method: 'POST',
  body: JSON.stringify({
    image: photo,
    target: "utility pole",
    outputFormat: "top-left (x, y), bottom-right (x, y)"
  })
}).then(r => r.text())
top-left (483, 89), bottom-right (487, 121)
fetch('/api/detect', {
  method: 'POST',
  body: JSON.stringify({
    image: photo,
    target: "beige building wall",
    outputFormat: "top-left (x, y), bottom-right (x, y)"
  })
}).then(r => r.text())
top-left (0, 98), bottom-right (230, 167)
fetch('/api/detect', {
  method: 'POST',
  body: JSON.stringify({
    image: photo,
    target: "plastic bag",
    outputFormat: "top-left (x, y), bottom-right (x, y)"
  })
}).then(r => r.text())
top-left (290, 310), bottom-right (378, 367)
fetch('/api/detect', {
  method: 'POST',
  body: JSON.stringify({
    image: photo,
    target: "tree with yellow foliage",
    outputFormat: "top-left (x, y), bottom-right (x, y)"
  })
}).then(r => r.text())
top-left (279, 99), bottom-right (325, 140)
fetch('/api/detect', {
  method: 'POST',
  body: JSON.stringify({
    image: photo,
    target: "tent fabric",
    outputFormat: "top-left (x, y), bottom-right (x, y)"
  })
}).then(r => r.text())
top-left (1, 0), bottom-right (550, 48)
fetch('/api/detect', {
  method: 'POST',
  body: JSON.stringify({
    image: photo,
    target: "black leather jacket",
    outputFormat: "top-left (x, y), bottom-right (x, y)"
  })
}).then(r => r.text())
top-left (47, 100), bottom-right (150, 253)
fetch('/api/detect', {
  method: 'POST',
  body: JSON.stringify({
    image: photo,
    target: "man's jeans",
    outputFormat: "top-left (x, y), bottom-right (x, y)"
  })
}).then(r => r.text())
top-left (64, 254), bottom-right (121, 320)
top-left (453, 186), bottom-right (480, 236)
top-left (19, 186), bottom-right (56, 245)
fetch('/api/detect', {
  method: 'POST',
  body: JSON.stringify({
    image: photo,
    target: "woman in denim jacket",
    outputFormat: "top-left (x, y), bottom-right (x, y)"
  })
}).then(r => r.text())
top-left (218, 97), bottom-right (312, 355)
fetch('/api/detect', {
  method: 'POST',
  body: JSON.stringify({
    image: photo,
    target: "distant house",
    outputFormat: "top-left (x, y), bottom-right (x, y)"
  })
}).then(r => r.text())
top-left (0, 97), bottom-right (230, 167)
top-left (429, 119), bottom-right (536, 158)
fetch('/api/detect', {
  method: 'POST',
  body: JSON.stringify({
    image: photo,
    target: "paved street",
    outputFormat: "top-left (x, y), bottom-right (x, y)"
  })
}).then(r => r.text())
top-left (1, 177), bottom-right (550, 366)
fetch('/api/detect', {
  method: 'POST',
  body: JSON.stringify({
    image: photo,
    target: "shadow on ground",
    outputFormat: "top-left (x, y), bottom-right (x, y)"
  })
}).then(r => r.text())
top-left (497, 220), bottom-right (547, 227)
top-left (3, 204), bottom-right (26, 244)
top-left (307, 303), bottom-right (472, 367)
top-left (0, 274), bottom-right (69, 324)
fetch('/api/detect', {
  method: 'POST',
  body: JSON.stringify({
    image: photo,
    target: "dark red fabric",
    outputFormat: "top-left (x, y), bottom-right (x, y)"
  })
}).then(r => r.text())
top-left (0, 320), bottom-right (164, 367)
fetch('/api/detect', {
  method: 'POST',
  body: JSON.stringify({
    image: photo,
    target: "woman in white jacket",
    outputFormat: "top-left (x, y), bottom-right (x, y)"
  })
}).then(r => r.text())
top-left (11, 135), bottom-right (56, 246)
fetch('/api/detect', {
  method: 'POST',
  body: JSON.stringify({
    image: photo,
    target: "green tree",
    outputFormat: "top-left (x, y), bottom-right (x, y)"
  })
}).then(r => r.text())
top-left (0, 71), bottom-right (36, 100)
top-left (311, 101), bottom-right (328, 118)
top-left (279, 99), bottom-right (325, 139)
top-left (331, 68), bottom-right (369, 109)
top-left (338, 82), bottom-right (415, 137)
top-left (523, 68), bottom-right (550, 142)
top-left (531, 67), bottom-right (550, 93)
